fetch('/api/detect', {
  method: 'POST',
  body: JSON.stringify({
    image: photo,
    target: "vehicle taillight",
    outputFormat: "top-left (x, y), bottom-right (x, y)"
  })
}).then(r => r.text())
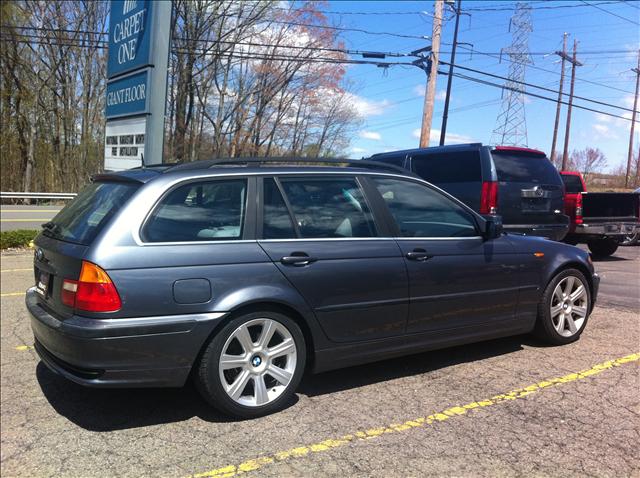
top-left (480, 181), bottom-right (498, 215)
top-left (575, 193), bottom-right (583, 225)
top-left (60, 261), bottom-right (121, 312)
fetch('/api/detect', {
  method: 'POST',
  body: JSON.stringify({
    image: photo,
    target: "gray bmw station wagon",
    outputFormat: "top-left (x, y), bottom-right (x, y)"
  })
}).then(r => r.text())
top-left (27, 159), bottom-right (599, 418)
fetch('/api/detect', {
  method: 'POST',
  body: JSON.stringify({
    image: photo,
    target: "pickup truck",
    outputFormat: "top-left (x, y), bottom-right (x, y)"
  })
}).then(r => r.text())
top-left (560, 171), bottom-right (640, 257)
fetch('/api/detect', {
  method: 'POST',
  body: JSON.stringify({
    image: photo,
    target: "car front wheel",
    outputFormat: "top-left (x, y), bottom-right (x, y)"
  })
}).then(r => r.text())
top-left (535, 269), bottom-right (591, 345)
top-left (196, 311), bottom-right (306, 418)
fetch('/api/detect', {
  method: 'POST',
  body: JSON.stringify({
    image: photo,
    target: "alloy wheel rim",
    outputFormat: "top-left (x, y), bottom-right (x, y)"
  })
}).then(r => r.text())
top-left (218, 318), bottom-right (297, 407)
top-left (550, 276), bottom-right (588, 337)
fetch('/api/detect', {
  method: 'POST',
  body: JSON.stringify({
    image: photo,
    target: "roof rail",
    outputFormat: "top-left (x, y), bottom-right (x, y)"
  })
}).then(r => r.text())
top-left (165, 157), bottom-right (417, 177)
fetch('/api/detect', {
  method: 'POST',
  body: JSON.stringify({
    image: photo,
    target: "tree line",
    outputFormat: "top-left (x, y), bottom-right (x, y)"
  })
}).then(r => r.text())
top-left (0, 0), bottom-right (362, 193)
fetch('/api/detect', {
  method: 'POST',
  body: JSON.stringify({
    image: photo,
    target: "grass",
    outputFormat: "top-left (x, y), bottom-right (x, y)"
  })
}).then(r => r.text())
top-left (0, 229), bottom-right (39, 250)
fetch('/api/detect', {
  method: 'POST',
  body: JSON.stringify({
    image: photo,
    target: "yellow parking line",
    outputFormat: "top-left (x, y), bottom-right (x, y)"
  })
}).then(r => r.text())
top-left (188, 352), bottom-right (640, 478)
top-left (0, 219), bottom-right (50, 222)
top-left (1, 268), bottom-right (32, 273)
top-left (1, 292), bottom-right (25, 297)
top-left (15, 345), bottom-right (33, 351)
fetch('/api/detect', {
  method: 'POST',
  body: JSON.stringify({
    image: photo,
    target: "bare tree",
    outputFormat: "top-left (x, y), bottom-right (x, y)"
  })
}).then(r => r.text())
top-left (570, 147), bottom-right (608, 177)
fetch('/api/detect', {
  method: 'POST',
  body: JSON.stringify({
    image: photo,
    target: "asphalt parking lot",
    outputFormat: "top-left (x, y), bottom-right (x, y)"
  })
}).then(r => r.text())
top-left (1, 246), bottom-right (638, 477)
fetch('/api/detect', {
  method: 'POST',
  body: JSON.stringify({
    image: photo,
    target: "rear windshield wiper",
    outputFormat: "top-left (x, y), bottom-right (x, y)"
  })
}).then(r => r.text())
top-left (41, 221), bottom-right (62, 237)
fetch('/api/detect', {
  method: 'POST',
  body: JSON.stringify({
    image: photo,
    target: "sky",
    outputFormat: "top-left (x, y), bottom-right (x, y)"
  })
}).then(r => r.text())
top-left (322, 0), bottom-right (640, 172)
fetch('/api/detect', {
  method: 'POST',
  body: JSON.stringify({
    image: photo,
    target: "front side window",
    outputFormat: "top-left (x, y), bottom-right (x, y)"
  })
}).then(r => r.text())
top-left (372, 177), bottom-right (478, 238)
top-left (279, 177), bottom-right (377, 238)
top-left (144, 179), bottom-right (246, 242)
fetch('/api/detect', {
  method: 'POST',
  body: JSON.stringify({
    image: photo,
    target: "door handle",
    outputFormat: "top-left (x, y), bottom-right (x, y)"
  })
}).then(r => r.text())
top-left (280, 253), bottom-right (317, 266)
top-left (406, 249), bottom-right (432, 261)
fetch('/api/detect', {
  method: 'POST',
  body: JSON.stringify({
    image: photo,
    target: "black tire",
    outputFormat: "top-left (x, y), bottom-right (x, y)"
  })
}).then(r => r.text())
top-left (535, 268), bottom-right (591, 345)
top-left (587, 238), bottom-right (618, 258)
top-left (195, 310), bottom-right (306, 419)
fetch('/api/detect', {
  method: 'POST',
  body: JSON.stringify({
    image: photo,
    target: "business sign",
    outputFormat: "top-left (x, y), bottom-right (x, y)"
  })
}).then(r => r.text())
top-left (105, 0), bottom-right (170, 171)
top-left (104, 117), bottom-right (147, 171)
top-left (105, 69), bottom-right (149, 119)
top-left (107, 0), bottom-right (153, 79)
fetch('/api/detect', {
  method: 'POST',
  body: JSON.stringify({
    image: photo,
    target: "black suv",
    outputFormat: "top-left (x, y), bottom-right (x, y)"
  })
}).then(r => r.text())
top-left (27, 159), bottom-right (596, 418)
top-left (369, 144), bottom-right (569, 241)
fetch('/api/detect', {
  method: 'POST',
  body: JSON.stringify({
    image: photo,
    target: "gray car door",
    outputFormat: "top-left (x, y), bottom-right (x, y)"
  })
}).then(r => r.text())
top-left (257, 176), bottom-right (409, 343)
top-left (368, 176), bottom-right (521, 334)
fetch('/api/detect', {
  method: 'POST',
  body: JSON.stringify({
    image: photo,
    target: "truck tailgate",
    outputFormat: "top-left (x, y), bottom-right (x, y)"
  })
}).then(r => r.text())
top-left (581, 192), bottom-right (639, 222)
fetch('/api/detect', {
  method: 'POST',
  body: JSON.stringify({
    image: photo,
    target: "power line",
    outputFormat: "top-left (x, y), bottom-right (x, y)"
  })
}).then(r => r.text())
top-left (441, 60), bottom-right (635, 113)
top-left (449, 71), bottom-right (636, 122)
top-left (579, 0), bottom-right (640, 25)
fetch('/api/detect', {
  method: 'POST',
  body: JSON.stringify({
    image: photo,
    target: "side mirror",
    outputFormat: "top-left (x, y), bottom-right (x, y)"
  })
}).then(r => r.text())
top-left (482, 215), bottom-right (503, 240)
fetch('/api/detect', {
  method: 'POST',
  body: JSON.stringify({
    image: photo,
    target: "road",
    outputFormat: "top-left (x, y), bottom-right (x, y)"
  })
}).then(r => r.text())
top-left (0, 246), bottom-right (638, 477)
top-left (0, 205), bottom-right (62, 231)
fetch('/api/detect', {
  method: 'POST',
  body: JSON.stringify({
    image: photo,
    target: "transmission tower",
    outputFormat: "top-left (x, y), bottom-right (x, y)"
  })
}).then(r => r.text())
top-left (491, 2), bottom-right (533, 146)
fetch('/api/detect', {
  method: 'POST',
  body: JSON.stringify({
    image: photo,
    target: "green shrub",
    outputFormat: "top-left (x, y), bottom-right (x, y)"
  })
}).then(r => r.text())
top-left (0, 229), bottom-right (39, 249)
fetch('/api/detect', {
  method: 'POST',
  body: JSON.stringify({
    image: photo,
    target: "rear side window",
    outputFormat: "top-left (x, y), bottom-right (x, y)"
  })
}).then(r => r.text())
top-left (561, 174), bottom-right (584, 193)
top-left (279, 177), bottom-right (377, 238)
top-left (411, 151), bottom-right (481, 183)
top-left (493, 153), bottom-right (561, 184)
top-left (372, 177), bottom-right (478, 238)
top-left (374, 155), bottom-right (406, 168)
top-left (144, 179), bottom-right (246, 242)
top-left (44, 181), bottom-right (139, 245)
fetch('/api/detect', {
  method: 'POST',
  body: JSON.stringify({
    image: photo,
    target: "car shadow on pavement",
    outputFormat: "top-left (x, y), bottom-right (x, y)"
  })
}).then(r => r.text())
top-left (36, 334), bottom-right (544, 432)
top-left (35, 363), bottom-right (297, 430)
top-left (299, 334), bottom-right (544, 397)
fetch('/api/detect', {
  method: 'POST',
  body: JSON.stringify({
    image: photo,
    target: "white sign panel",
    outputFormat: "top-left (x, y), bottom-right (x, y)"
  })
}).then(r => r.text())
top-left (104, 117), bottom-right (146, 171)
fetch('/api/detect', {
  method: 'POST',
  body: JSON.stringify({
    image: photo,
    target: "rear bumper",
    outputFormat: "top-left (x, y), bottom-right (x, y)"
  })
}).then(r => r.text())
top-left (26, 288), bottom-right (226, 388)
top-left (572, 222), bottom-right (638, 238)
top-left (504, 223), bottom-right (569, 242)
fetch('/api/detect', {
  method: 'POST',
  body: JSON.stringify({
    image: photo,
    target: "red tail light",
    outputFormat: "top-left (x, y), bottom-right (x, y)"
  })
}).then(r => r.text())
top-left (575, 193), bottom-right (583, 225)
top-left (60, 261), bottom-right (121, 312)
top-left (480, 181), bottom-right (498, 215)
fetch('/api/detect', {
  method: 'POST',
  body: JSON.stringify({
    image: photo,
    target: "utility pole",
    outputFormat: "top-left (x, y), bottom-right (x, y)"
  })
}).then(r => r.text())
top-left (561, 39), bottom-right (582, 170)
top-left (550, 33), bottom-right (568, 168)
top-left (439, 0), bottom-right (461, 146)
top-left (419, 0), bottom-right (443, 148)
top-left (625, 50), bottom-right (639, 188)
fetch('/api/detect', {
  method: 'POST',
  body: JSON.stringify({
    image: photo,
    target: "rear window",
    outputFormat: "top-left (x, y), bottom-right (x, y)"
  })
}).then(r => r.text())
top-left (43, 181), bottom-right (139, 245)
top-left (561, 174), bottom-right (584, 193)
top-left (492, 153), bottom-right (561, 184)
top-left (411, 151), bottom-right (481, 183)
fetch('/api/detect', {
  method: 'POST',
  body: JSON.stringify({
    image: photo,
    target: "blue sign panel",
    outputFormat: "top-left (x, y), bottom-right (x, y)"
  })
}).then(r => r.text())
top-left (107, 0), bottom-right (154, 79)
top-left (105, 69), bottom-right (150, 119)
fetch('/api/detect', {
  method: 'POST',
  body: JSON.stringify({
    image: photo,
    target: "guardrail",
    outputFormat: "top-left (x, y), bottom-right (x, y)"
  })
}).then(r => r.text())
top-left (0, 192), bottom-right (77, 200)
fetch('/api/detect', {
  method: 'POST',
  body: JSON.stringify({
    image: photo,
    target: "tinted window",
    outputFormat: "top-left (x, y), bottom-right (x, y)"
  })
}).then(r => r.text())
top-left (144, 179), bottom-right (246, 242)
top-left (412, 151), bottom-right (482, 183)
top-left (493, 153), bottom-right (561, 184)
top-left (374, 155), bottom-right (405, 167)
top-left (263, 178), bottom-right (296, 239)
top-left (44, 181), bottom-right (139, 245)
top-left (561, 174), bottom-right (584, 193)
top-left (372, 177), bottom-right (478, 238)
top-left (279, 177), bottom-right (376, 238)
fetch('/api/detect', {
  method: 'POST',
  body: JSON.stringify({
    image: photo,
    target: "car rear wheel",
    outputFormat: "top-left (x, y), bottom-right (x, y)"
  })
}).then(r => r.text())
top-left (195, 311), bottom-right (306, 418)
top-left (587, 238), bottom-right (618, 258)
top-left (535, 269), bottom-right (591, 345)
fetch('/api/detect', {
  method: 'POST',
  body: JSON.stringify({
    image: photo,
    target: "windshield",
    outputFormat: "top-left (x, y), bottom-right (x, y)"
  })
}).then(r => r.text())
top-left (43, 181), bottom-right (139, 245)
